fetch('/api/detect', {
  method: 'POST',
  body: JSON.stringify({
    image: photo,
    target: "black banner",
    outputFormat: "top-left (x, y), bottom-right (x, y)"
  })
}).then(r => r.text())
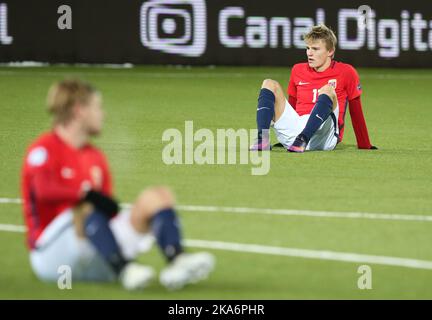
top-left (0, 0), bottom-right (431, 67)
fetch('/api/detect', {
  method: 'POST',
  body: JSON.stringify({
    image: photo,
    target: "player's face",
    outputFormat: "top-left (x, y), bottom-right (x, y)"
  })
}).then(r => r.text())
top-left (81, 93), bottom-right (104, 136)
top-left (305, 39), bottom-right (334, 71)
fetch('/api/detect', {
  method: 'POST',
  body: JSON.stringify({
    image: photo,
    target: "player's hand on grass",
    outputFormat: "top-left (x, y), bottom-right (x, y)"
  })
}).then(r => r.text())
top-left (358, 144), bottom-right (378, 150)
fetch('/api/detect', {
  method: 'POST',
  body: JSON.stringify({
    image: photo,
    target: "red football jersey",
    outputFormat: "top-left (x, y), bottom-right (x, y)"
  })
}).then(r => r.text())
top-left (21, 132), bottom-right (113, 249)
top-left (287, 61), bottom-right (362, 134)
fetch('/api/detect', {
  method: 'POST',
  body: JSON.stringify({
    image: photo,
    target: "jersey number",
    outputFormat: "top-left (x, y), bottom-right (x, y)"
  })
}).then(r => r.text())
top-left (312, 89), bottom-right (318, 103)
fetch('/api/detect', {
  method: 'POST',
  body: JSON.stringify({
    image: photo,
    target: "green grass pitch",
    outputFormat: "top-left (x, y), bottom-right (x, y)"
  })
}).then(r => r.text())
top-left (0, 65), bottom-right (431, 299)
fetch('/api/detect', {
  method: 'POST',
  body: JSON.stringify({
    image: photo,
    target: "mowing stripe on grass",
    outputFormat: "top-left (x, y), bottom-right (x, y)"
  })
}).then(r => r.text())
top-left (2, 197), bottom-right (431, 222)
top-left (2, 69), bottom-right (432, 80)
top-left (1, 222), bottom-right (432, 270)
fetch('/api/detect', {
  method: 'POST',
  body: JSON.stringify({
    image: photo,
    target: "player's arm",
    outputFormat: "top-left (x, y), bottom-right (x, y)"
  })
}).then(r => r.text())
top-left (345, 65), bottom-right (377, 150)
top-left (32, 168), bottom-right (118, 216)
top-left (85, 151), bottom-right (118, 217)
top-left (31, 166), bottom-right (82, 203)
top-left (30, 156), bottom-right (118, 217)
top-left (77, 153), bottom-right (118, 216)
top-left (26, 144), bottom-right (83, 203)
top-left (348, 96), bottom-right (377, 149)
top-left (287, 65), bottom-right (297, 110)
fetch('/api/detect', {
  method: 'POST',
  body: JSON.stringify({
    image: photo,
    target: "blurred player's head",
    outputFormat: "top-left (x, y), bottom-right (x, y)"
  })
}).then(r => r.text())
top-left (304, 24), bottom-right (337, 71)
top-left (47, 79), bottom-right (104, 136)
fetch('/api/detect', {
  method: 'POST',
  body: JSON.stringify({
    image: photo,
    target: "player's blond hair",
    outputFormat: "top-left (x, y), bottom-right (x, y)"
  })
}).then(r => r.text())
top-left (304, 24), bottom-right (337, 54)
top-left (47, 79), bottom-right (97, 124)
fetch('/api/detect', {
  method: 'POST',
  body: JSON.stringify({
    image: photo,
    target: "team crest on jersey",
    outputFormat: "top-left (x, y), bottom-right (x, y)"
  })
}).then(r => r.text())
top-left (61, 167), bottom-right (75, 179)
top-left (328, 79), bottom-right (337, 88)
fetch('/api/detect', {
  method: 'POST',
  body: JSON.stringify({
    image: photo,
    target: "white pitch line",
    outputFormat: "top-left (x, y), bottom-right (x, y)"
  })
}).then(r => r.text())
top-left (0, 198), bottom-right (22, 204)
top-left (184, 239), bottom-right (432, 270)
top-left (176, 205), bottom-right (432, 222)
top-left (1, 223), bottom-right (431, 270)
top-left (1, 197), bottom-right (432, 223)
top-left (0, 224), bottom-right (26, 232)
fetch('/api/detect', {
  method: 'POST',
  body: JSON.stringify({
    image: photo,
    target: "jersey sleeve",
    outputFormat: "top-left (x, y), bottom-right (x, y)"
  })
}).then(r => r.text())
top-left (345, 65), bottom-right (362, 100)
top-left (348, 96), bottom-right (373, 149)
top-left (287, 65), bottom-right (297, 97)
top-left (25, 145), bottom-right (81, 203)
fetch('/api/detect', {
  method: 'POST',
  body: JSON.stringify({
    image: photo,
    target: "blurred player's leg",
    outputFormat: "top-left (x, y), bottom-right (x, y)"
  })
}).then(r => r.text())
top-left (29, 208), bottom-right (153, 290)
top-left (73, 203), bottom-right (155, 290)
top-left (289, 84), bottom-right (337, 152)
top-left (250, 79), bottom-right (286, 151)
top-left (129, 187), bottom-right (215, 290)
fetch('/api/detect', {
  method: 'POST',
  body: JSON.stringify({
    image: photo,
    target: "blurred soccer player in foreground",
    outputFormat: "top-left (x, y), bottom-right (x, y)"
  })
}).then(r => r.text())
top-left (21, 79), bottom-right (214, 290)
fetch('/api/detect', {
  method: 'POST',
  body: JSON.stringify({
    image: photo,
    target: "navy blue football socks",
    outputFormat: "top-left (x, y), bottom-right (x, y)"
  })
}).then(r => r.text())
top-left (256, 88), bottom-right (275, 140)
top-left (151, 208), bottom-right (183, 263)
top-left (300, 93), bottom-right (333, 142)
top-left (85, 210), bottom-right (128, 275)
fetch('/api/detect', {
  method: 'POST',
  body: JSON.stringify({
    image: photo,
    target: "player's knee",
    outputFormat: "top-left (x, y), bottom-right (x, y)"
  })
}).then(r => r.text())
top-left (318, 84), bottom-right (336, 100)
top-left (155, 186), bottom-right (175, 207)
top-left (261, 79), bottom-right (280, 93)
top-left (318, 85), bottom-right (336, 110)
top-left (136, 187), bottom-right (173, 216)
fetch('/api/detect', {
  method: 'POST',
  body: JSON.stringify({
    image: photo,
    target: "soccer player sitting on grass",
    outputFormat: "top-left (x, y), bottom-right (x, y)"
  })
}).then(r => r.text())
top-left (21, 79), bottom-right (215, 290)
top-left (250, 24), bottom-right (377, 152)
